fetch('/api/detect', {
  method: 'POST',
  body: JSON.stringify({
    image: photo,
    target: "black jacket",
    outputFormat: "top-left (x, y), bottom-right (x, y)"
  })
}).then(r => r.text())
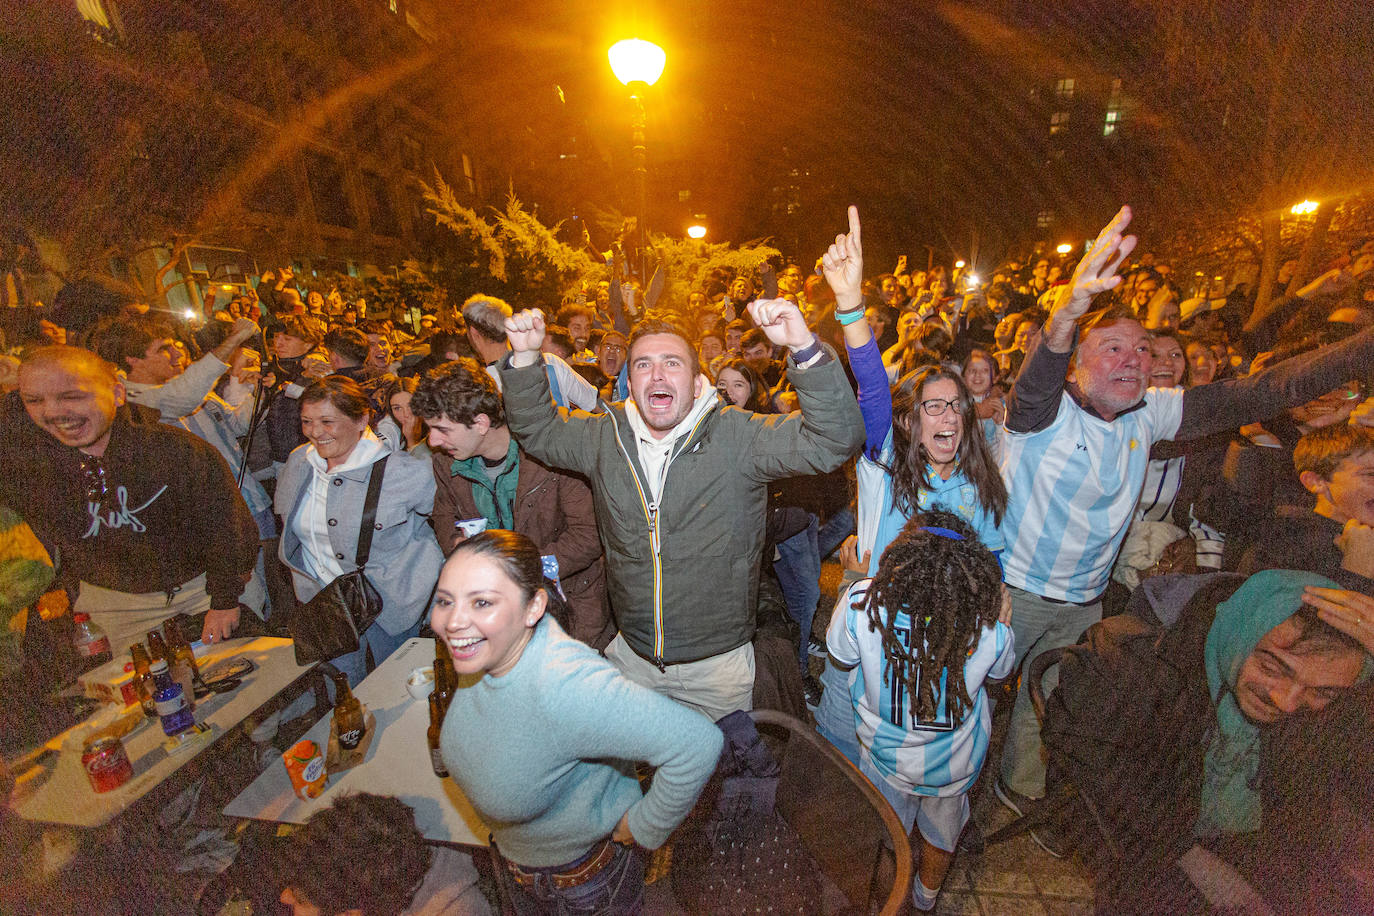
top-left (0, 394), bottom-right (258, 608)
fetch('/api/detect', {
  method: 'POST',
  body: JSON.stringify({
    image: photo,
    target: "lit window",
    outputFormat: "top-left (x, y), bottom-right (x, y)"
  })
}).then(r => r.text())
top-left (1104, 109), bottom-right (1120, 137)
top-left (1103, 123), bottom-right (1116, 136)
top-left (1050, 111), bottom-right (1070, 134)
top-left (679, 190), bottom-right (691, 202)
top-left (1055, 78), bottom-right (1075, 100)
top-left (1037, 210), bottom-right (1054, 230)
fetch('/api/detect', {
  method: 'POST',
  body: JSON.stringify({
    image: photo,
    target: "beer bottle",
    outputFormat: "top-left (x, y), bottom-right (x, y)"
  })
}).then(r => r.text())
top-left (161, 617), bottom-right (199, 711)
top-left (146, 630), bottom-right (169, 663)
top-left (162, 617), bottom-right (200, 678)
top-left (432, 638), bottom-right (450, 692)
top-left (331, 671), bottom-right (366, 751)
top-left (129, 644), bottom-right (158, 717)
top-left (432, 639), bottom-right (456, 719)
top-left (427, 692), bottom-right (449, 777)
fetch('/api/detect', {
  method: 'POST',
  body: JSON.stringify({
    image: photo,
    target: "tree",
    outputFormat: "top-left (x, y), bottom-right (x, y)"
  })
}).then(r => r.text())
top-left (1139, 0), bottom-right (1374, 323)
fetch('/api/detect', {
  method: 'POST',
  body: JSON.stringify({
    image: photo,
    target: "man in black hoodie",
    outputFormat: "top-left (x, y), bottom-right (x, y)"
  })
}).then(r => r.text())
top-left (4, 346), bottom-right (258, 651)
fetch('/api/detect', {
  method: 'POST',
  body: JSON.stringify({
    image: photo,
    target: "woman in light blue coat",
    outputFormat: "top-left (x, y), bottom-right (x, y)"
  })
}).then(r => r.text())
top-left (277, 376), bottom-right (443, 684)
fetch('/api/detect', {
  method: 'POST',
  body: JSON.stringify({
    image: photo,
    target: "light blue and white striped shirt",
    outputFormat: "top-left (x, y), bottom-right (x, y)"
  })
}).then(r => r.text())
top-left (999, 387), bottom-right (1184, 602)
top-left (856, 430), bottom-right (1004, 577)
top-left (828, 579), bottom-right (1014, 797)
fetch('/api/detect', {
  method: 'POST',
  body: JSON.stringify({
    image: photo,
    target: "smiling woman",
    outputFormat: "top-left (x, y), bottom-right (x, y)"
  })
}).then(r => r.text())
top-left (429, 529), bottom-right (723, 916)
top-left (275, 376), bottom-right (443, 687)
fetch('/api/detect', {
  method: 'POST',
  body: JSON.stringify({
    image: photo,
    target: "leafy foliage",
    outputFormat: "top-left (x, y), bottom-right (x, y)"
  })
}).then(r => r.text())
top-left (420, 169), bottom-right (780, 319)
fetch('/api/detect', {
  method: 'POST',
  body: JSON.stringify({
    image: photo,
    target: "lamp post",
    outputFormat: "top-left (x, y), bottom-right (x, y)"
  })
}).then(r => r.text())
top-left (608, 38), bottom-right (665, 285)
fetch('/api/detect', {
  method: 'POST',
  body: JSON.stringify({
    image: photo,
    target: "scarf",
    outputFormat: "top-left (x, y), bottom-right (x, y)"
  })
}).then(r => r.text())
top-left (1196, 568), bottom-right (1340, 838)
top-left (450, 438), bottom-right (520, 530)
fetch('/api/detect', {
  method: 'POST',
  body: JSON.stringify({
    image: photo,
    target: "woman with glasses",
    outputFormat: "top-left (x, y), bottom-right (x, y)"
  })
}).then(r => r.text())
top-left (811, 208), bottom-right (1009, 765)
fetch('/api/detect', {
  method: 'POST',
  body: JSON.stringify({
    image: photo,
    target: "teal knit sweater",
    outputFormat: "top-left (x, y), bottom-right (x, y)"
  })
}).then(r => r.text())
top-left (439, 617), bottom-right (723, 867)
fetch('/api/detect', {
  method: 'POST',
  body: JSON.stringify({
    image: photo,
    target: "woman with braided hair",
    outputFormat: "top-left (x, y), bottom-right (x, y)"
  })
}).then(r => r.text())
top-left (827, 511), bottom-right (1014, 912)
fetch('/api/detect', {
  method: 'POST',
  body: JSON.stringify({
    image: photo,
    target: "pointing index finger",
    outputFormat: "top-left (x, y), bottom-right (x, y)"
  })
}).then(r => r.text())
top-left (847, 206), bottom-right (861, 250)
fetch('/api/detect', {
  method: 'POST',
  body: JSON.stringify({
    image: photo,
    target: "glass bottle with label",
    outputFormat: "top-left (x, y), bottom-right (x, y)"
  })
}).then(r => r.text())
top-left (331, 671), bottom-right (366, 751)
top-left (129, 644), bottom-right (158, 717)
top-left (427, 691), bottom-right (449, 777)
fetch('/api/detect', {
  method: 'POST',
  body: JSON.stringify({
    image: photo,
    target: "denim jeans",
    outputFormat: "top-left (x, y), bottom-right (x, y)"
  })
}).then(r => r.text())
top-left (329, 618), bottom-right (421, 692)
top-left (774, 515), bottom-right (821, 673)
top-left (772, 508), bottom-right (855, 674)
top-left (504, 842), bottom-right (645, 915)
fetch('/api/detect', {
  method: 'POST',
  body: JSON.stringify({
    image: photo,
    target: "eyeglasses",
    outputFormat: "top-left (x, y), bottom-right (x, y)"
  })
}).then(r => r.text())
top-left (919, 397), bottom-right (961, 417)
top-left (80, 455), bottom-right (107, 506)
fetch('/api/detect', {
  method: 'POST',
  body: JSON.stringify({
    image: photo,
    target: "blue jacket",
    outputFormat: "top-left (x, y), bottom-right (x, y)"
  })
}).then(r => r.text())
top-left (276, 442), bottom-right (442, 635)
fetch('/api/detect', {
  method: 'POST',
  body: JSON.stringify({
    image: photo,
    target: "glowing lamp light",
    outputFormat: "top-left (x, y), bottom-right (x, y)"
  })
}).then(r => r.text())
top-left (968, 274), bottom-right (981, 286)
top-left (608, 39), bottom-right (666, 87)
top-left (1056, 243), bottom-right (1074, 255)
top-left (183, 309), bottom-right (196, 320)
top-left (954, 259), bottom-right (966, 269)
top-left (220, 284), bottom-right (234, 291)
top-left (686, 224), bottom-right (707, 239)
top-left (1290, 199), bottom-right (1319, 215)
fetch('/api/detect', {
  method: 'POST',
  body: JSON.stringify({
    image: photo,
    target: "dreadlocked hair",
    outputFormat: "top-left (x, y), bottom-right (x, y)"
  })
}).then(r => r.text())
top-left (858, 511), bottom-right (1003, 728)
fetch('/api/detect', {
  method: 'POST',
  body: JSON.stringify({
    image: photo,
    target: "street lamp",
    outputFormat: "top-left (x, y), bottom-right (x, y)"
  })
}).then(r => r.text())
top-left (1056, 243), bottom-right (1074, 255)
top-left (954, 259), bottom-right (966, 269)
top-left (608, 38), bottom-right (666, 285)
top-left (687, 224), bottom-right (707, 239)
top-left (608, 39), bottom-right (666, 87)
top-left (1290, 199), bottom-right (1319, 216)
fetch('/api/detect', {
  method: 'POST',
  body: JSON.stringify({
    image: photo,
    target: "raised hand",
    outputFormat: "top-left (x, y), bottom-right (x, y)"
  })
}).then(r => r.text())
top-left (821, 206), bottom-right (864, 312)
top-left (1336, 519), bottom-right (1374, 580)
top-left (1049, 206), bottom-right (1136, 327)
top-left (1302, 585), bottom-right (1374, 657)
top-left (748, 298), bottom-right (812, 350)
top-left (505, 308), bottom-right (546, 367)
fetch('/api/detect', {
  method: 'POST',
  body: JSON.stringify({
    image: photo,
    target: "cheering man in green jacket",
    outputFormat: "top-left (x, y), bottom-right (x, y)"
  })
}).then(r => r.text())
top-left (500, 296), bottom-right (863, 722)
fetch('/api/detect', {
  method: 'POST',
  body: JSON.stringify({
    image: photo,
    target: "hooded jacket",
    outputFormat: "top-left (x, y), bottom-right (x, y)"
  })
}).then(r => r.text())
top-left (0, 393), bottom-right (258, 609)
top-left (499, 350), bottom-right (863, 666)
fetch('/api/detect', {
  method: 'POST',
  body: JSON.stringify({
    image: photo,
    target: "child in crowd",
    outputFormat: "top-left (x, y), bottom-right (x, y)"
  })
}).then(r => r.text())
top-left (827, 512), bottom-right (1014, 911)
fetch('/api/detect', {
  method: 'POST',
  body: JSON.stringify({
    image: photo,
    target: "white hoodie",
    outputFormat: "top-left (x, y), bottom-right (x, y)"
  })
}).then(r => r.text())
top-left (622, 375), bottom-right (719, 505)
top-left (297, 428), bottom-right (388, 583)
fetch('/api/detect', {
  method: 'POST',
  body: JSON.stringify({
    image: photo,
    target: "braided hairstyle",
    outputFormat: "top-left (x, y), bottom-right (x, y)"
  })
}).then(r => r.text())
top-left (858, 511), bottom-right (1003, 728)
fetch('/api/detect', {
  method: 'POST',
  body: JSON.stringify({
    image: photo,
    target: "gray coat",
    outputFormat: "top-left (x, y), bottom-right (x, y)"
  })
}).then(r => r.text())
top-left (277, 443), bottom-right (443, 635)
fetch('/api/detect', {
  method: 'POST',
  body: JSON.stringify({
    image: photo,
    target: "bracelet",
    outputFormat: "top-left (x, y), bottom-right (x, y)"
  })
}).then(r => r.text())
top-left (835, 308), bottom-right (867, 326)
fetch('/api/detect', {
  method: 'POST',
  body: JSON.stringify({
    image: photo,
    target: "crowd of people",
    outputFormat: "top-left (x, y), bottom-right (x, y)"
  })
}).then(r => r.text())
top-left (2, 202), bottom-right (1373, 915)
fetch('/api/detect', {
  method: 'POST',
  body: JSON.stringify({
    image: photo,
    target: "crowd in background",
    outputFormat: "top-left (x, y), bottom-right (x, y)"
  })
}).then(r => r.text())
top-left (2, 204), bottom-right (1374, 915)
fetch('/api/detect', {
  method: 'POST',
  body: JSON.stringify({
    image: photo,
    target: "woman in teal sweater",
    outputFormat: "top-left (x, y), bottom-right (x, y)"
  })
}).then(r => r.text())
top-left (432, 530), bottom-right (723, 914)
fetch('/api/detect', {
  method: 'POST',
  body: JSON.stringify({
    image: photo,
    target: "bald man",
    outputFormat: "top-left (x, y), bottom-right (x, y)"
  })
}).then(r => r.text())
top-left (2, 346), bottom-right (257, 651)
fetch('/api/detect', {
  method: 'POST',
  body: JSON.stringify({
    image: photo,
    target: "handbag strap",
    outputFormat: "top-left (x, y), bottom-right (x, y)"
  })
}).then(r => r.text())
top-left (354, 456), bottom-right (389, 569)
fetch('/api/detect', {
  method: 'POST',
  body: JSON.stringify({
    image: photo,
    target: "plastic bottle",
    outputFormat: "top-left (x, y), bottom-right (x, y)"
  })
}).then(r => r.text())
top-left (149, 658), bottom-right (195, 736)
top-left (72, 613), bottom-right (111, 663)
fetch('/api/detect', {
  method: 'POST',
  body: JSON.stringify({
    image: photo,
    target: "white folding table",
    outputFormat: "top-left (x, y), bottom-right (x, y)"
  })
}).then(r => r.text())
top-left (223, 637), bottom-right (489, 847)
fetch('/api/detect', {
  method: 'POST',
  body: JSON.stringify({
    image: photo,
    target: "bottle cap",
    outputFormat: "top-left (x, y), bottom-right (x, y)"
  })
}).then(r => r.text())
top-left (150, 658), bottom-right (169, 674)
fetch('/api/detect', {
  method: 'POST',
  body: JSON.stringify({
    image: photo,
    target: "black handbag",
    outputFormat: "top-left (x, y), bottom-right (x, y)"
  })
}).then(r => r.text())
top-left (289, 457), bottom-right (389, 666)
